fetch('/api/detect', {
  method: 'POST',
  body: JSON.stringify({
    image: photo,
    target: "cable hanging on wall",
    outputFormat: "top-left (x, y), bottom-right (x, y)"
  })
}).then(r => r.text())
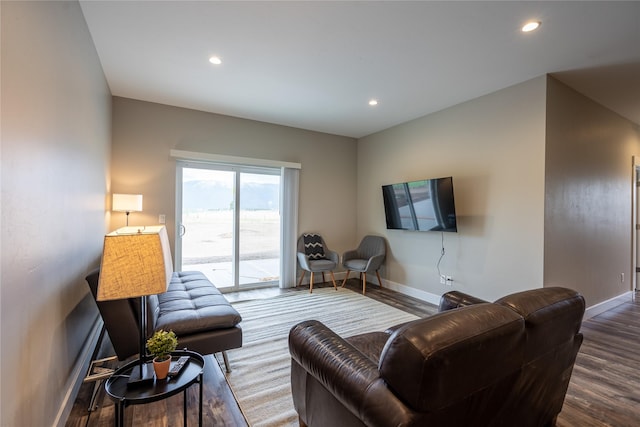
top-left (436, 231), bottom-right (445, 278)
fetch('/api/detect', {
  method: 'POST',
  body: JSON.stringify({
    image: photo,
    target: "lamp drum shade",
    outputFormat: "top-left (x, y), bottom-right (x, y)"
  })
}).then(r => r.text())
top-left (112, 194), bottom-right (143, 212)
top-left (97, 226), bottom-right (173, 301)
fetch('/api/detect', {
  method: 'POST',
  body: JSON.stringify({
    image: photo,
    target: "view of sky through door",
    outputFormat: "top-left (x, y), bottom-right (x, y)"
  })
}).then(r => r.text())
top-left (180, 166), bottom-right (280, 289)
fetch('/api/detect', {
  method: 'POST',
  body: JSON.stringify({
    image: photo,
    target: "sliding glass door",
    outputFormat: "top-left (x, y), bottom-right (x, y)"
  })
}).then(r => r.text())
top-left (176, 162), bottom-right (280, 291)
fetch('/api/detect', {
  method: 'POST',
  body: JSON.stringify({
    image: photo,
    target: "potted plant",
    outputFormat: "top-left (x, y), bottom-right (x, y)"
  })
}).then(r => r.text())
top-left (146, 329), bottom-right (178, 380)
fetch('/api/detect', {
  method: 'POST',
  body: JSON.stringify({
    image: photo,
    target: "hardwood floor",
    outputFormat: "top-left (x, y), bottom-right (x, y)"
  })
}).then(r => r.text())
top-left (66, 353), bottom-right (248, 427)
top-left (66, 281), bottom-right (639, 426)
top-left (556, 294), bottom-right (640, 427)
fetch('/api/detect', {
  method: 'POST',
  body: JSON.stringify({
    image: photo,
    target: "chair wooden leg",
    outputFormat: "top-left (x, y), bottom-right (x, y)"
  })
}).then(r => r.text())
top-left (298, 271), bottom-right (305, 287)
top-left (362, 272), bottom-right (367, 295)
top-left (329, 271), bottom-right (337, 290)
top-left (309, 272), bottom-right (314, 293)
top-left (376, 270), bottom-right (383, 288)
top-left (341, 270), bottom-right (350, 287)
top-left (322, 272), bottom-right (326, 283)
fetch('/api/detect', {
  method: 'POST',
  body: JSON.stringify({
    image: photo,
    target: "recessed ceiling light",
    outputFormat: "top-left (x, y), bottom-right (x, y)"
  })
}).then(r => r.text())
top-left (369, 99), bottom-right (378, 106)
top-left (209, 56), bottom-right (222, 65)
top-left (522, 21), bottom-right (541, 32)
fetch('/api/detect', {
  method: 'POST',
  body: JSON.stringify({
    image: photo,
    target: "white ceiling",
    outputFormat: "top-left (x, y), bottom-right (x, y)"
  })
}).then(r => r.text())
top-left (79, 1), bottom-right (640, 138)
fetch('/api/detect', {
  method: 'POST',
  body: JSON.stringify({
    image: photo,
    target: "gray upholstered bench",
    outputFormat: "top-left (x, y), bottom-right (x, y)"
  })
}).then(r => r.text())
top-left (149, 271), bottom-right (242, 371)
top-left (86, 269), bottom-right (242, 372)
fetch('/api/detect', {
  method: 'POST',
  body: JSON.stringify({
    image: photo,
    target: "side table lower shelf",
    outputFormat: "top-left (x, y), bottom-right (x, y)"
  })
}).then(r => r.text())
top-left (104, 350), bottom-right (204, 427)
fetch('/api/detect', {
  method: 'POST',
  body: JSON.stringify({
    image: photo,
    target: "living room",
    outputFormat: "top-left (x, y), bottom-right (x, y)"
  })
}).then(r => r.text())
top-left (2, 1), bottom-right (640, 426)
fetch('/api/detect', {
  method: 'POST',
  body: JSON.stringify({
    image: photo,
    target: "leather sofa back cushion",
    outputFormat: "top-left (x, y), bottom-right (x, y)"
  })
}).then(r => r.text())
top-left (495, 287), bottom-right (585, 360)
top-left (438, 290), bottom-right (488, 311)
top-left (379, 304), bottom-right (524, 412)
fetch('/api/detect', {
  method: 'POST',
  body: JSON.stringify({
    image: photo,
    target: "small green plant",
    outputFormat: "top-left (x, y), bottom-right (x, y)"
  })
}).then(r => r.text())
top-left (146, 329), bottom-right (178, 362)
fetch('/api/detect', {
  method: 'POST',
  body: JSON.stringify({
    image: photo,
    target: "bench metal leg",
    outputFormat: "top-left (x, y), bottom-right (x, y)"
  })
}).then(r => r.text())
top-left (222, 351), bottom-right (231, 373)
top-left (84, 355), bottom-right (117, 412)
top-left (88, 379), bottom-right (103, 412)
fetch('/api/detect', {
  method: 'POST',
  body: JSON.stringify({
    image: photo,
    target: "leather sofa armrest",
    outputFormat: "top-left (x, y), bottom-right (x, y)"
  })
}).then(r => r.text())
top-left (439, 291), bottom-right (488, 312)
top-left (289, 320), bottom-right (404, 424)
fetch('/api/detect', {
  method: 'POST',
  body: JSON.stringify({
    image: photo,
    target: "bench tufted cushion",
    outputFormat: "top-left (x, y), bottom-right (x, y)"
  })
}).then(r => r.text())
top-left (151, 271), bottom-right (242, 336)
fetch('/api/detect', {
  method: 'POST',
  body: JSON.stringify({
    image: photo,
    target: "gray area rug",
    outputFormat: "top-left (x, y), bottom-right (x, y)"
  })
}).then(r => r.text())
top-left (219, 287), bottom-right (422, 427)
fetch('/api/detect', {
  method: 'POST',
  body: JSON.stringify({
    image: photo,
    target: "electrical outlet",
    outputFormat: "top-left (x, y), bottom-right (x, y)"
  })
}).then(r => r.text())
top-left (440, 275), bottom-right (446, 285)
top-left (621, 273), bottom-right (625, 283)
top-left (446, 276), bottom-right (453, 286)
top-left (159, 214), bottom-right (166, 224)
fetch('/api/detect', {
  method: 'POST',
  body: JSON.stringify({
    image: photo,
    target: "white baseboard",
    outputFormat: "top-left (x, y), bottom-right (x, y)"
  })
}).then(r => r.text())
top-left (297, 272), bottom-right (441, 307)
top-left (584, 291), bottom-right (633, 320)
top-left (380, 283), bottom-right (634, 320)
top-left (381, 279), bottom-right (442, 306)
top-left (301, 272), bottom-right (634, 319)
top-left (53, 317), bottom-right (103, 427)
top-left (382, 284), bottom-right (634, 320)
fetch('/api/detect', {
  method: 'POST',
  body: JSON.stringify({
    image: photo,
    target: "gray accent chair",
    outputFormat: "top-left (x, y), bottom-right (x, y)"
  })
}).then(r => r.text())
top-left (297, 234), bottom-right (339, 293)
top-left (341, 235), bottom-right (386, 294)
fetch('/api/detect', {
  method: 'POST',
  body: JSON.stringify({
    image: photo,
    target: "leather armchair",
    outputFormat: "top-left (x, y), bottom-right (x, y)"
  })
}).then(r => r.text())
top-left (289, 287), bottom-right (585, 427)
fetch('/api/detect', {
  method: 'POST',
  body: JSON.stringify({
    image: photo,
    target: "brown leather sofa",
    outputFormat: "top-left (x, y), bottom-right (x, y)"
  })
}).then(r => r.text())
top-left (288, 287), bottom-right (585, 427)
top-left (86, 268), bottom-right (242, 371)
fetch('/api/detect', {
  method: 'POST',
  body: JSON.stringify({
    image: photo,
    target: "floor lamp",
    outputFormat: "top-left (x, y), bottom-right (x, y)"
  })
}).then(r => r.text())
top-left (97, 225), bottom-right (173, 387)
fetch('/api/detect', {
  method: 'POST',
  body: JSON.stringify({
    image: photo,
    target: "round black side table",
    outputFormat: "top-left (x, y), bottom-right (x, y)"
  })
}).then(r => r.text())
top-left (105, 350), bottom-right (205, 427)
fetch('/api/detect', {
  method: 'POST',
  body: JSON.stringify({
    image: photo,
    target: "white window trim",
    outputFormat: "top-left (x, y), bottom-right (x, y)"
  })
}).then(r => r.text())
top-left (170, 149), bottom-right (301, 170)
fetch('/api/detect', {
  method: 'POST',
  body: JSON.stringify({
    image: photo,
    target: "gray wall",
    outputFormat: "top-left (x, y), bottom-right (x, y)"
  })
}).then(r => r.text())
top-left (111, 97), bottom-right (358, 258)
top-left (0, 1), bottom-right (111, 425)
top-left (357, 74), bottom-right (640, 307)
top-left (357, 77), bottom-right (548, 302)
top-left (544, 76), bottom-right (640, 306)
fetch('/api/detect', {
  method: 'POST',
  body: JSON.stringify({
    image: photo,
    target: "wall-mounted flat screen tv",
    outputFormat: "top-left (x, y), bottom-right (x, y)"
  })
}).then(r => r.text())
top-left (382, 176), bottom-right (457, 232)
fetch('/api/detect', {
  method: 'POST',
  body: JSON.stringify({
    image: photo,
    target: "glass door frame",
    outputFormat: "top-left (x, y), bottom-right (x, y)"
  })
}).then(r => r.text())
top-left (175, 160), bottom-right (281, 292)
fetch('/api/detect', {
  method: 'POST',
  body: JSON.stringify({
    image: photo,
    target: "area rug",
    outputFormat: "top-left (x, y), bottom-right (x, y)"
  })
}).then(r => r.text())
top-left (218, 287), bottom-right (422, 427)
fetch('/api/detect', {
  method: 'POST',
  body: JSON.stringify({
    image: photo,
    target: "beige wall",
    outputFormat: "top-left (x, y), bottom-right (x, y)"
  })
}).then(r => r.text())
top-left (357, 77), bottom-right (548, 302)
top-left (544, 76), bottom-right (640, 307)
top-left (111, 97), bottom-right (358, 259)
top-left (1, 1), bottom-right (111, 426)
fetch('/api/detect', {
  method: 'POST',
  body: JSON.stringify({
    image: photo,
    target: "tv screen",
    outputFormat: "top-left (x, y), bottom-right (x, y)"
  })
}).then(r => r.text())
top-left (382, 176), bottom-right (457, 232)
